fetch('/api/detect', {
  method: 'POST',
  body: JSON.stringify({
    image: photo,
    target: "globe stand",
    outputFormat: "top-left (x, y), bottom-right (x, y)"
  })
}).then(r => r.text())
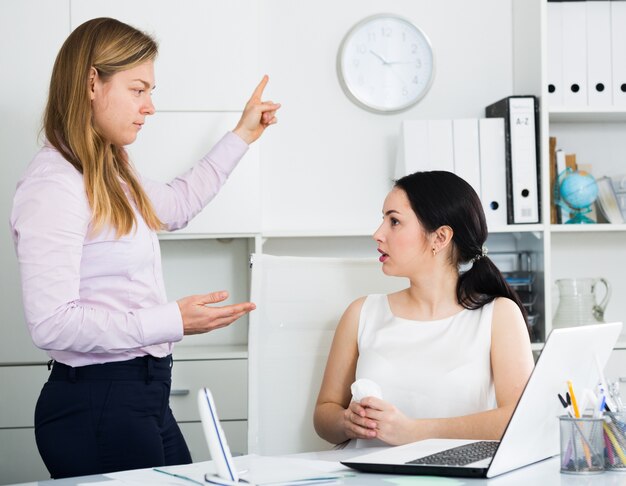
top-left (565, 207), bottom-right (595, 224)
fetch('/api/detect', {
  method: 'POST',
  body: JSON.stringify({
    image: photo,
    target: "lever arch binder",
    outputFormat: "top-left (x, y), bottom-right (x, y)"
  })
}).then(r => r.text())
top-left (478, 118), bottom-right (507, 229)
top-left (547, 0), bottom-right (564, 107)
top-left (485, 96), bottom-right (541, 224)
top-left (562, 0), bottom-right (588, 106)
top-left (611, 0), bottom-right (626, 106)
top-left (586, 0), bottom-right (613, 106)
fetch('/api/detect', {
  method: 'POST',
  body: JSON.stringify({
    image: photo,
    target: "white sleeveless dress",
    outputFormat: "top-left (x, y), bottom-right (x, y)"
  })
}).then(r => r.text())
top-left (351, 294), bottom-right (497, 448)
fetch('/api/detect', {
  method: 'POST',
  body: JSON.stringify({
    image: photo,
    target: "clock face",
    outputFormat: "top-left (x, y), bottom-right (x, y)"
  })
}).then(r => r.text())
top-left (337, 14), bottom-right (435, 113)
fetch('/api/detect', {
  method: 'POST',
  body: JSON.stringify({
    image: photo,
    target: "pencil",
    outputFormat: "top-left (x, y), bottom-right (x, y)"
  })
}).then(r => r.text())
top-left (568, 380), bottom-right (581, 418)
top-left (604, 423), bottom-right (626, 464)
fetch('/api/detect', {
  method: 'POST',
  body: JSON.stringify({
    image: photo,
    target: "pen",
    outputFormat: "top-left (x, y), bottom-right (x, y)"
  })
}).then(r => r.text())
top-left (568, 381), bottom-right (581, 418)
top-left (558, 393), bottom-right (568, 411)
top-left (566, 392), bottom-right (574, 417)
top-left (598, 395), bottom-right (607, 417)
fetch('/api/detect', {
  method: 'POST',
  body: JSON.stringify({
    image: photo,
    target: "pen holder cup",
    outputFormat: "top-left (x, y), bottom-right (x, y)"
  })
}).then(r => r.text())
top-left (603, 412), bottom-right (626, 471)
top-left (559, 415), bottom-right (605, 474)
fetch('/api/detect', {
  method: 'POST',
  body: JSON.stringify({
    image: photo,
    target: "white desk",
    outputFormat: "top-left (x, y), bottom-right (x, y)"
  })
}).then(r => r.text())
top-left (7, 449), bottom-right (626, 486)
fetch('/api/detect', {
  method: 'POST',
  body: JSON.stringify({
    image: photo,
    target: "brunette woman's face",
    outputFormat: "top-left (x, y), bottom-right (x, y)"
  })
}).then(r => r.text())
top-left (373, 188), bottom-right (433, 277)
top-left (90, 60), bottom-right (155, 146)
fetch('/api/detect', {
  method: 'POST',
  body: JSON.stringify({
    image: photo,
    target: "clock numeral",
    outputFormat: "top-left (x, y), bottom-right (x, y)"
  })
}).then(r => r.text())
top-left (415, 58), bottom-right (422, 69)
top-left (402, 87), bottom-right (409, 97)
top-left (381, 26), bottom-right (392, 37)
top-left (367, 32), bottom-right (376, 42)
top-left (412, 76), bottom-right (419, 84)
top-left (352, 59), bottom-right (360, 68)
top-left (411, 43), bottom-right (418, 54)
top-left (357, 43), bottom-right (367, 54)
top-left (357, 74), bottom-right (365, 86)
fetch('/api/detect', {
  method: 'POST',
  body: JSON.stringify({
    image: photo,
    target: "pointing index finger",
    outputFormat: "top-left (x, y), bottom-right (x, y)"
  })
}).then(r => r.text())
top-left (251, 74), bottom-right (269, 100)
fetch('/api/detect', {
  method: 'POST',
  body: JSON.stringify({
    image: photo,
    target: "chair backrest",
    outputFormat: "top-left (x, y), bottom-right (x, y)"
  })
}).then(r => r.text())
top-left (247, 254), bottom-right (406, 455)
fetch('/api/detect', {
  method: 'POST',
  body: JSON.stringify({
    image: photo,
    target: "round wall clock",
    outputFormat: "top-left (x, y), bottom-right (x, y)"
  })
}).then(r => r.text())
top-left (337, 13), bottom-right (435, 114)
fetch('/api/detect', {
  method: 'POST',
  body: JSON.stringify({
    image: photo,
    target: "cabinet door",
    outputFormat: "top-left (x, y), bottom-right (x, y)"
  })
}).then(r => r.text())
top-left (128, 112), bottom-right (261, 234)
top-left (0, 364), bottom-right (49, 428)
top-left (70, 0), bottom-right (260, 111)
top-left (0, 428), bottom-right (49, 484)
top-left (170, 359), bottom-right (247, 421)
top-left (179, 420), bottom-right (247, 462)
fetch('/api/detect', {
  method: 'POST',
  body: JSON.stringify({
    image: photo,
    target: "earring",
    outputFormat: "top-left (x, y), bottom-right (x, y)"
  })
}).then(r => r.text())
top-left (432, 248), bottom-right (436, 256)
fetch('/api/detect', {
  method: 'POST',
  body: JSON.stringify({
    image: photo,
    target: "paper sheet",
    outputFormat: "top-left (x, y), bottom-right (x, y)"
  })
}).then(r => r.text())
top-left (146, 455), bottom-right (350, 485)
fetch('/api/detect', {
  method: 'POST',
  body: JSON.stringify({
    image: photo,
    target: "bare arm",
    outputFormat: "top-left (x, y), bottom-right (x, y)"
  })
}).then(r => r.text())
top-left (360, 298), bottom-right (534, 445)
top-left (313, 297), bottom-right (379, 444)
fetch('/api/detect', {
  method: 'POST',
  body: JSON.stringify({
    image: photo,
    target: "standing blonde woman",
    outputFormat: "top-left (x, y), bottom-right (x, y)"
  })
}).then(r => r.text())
top-left (10, 17), bottom-right (280, 478)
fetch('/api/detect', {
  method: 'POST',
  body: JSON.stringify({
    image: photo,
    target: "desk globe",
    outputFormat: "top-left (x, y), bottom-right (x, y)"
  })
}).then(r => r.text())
top-left (555, 168), bottom-right (599, 224)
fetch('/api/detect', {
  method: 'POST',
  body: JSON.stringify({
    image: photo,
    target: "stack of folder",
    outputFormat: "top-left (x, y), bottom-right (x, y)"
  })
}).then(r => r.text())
top-left (396, 96), bottom-right (540, 229)
top-left (548, 0), bottom-right (626, 108)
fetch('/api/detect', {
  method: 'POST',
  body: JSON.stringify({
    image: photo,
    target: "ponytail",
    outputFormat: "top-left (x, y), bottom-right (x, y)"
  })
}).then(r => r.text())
top-left (457, 257), bottom-right (529, 328)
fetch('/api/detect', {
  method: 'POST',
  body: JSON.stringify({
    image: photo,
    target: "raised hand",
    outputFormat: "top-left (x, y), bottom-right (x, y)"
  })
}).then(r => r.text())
top-left (233, 75), bottom-right (281, 145)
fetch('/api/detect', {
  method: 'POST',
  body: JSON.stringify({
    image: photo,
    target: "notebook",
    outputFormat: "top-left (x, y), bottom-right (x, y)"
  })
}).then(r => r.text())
top-left (341, 321), bottom-right (623, 478)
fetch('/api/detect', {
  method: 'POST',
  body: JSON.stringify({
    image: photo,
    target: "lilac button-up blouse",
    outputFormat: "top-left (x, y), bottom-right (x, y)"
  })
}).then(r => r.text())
top-left (10, 132), bottom-right (248, 367)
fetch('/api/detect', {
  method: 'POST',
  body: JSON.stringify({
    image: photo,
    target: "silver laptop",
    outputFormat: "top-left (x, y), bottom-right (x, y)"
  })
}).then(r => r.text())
top-left (341, 321), bottom-right (623, 478)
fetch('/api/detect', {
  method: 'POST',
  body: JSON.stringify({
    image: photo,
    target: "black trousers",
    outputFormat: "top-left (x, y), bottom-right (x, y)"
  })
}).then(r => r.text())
top-left (34, 355), bottom-right (192, 479)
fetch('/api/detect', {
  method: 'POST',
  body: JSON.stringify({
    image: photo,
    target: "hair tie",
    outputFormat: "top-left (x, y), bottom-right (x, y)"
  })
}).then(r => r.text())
top-left (471, 245), bottom-right (488, 264)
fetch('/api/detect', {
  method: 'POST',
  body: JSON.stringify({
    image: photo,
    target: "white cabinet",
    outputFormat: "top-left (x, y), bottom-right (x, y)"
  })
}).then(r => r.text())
top-left (171, 350), bottom-right (249, 460)
top-left (541, 0), bottom-right (626, 343)
top-left (0, 354), bottom-right (248, 484)
top-left (0, 365), bottom-right (50, 484)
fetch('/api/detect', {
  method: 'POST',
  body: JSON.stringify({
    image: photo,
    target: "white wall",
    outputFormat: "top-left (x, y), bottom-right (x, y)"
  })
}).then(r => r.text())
top-left (258, 0), bottom-right (514, 232)
top-left (0, 0), bottom-right (516, 362)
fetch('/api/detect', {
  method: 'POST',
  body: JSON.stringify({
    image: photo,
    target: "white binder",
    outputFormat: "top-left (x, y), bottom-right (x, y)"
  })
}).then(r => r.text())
top-left (395, 120), bottom-right (429, 179)
top-left (452, 118), bottom-right (481, 197)
top-left (547, 0), bottom-right (564, 107)
top-left (395, 120), bottom-right (454, 179)
top-left (427, 119), bottom-right (455, 173)
top-left (485, 96), bottom-right (540, 224)
top-left (562, 0), bottom-right (588, 107)
top-left (478, 118), bottom-right (507, 229)
top-left (611, 0), bottom-right (626, 106)
top-left (586, 0), bottom-right (613, 106)
top-left (508, 97), bottom-right (540, 223)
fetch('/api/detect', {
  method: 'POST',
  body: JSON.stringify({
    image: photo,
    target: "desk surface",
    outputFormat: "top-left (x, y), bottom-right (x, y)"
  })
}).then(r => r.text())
top-left (9, 449), bottom-right (626, 486)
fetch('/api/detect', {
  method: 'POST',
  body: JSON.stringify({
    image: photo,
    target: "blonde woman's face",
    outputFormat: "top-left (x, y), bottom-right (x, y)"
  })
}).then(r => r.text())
top-left (90, 60), bottom-right (156, 147)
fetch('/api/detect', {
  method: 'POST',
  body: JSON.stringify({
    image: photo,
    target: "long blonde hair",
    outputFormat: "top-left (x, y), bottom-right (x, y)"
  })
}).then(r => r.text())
top-left (44, 17), bottom-right (162, 237)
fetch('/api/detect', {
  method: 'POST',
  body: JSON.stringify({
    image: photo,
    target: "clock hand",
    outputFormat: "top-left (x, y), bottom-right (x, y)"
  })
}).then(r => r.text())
top-left (369, 50), bottom-right (411, 85)
top-left (368, 49), bottom-right (390, 65)
top-left (390, 67), bottom-right (409, 86)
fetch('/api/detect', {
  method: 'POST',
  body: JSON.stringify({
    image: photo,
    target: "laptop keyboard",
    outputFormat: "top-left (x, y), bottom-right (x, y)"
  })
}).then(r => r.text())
top-left (407, 441), bottom-right (499, 467)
